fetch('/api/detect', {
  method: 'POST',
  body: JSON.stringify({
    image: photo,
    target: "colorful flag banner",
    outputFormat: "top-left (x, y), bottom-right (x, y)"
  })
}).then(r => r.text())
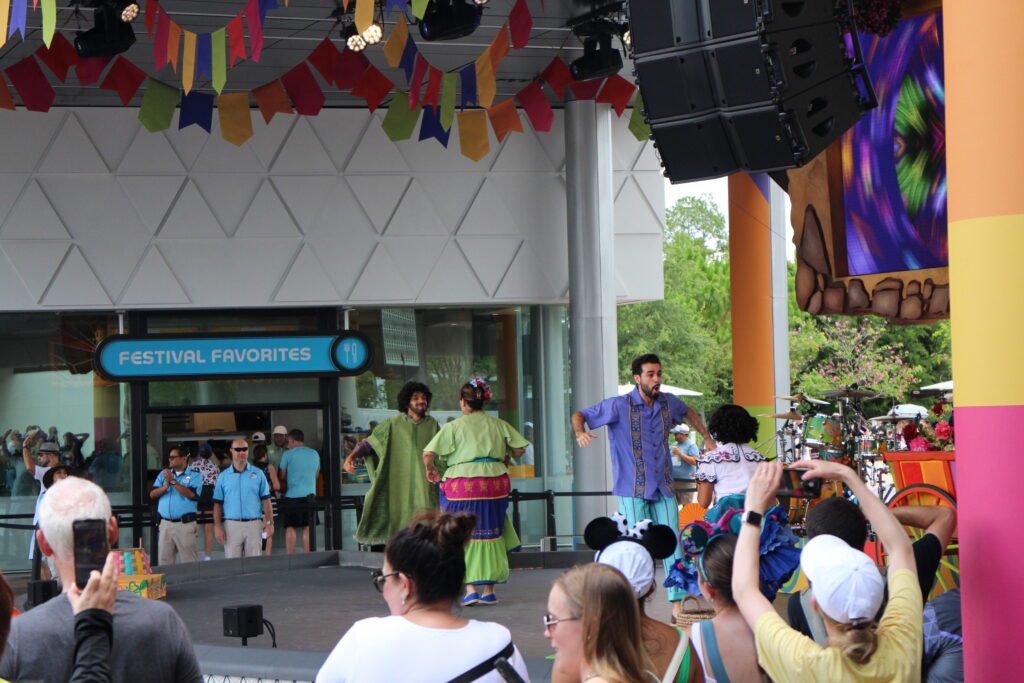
top-left (487, 98), bottom-right (522, 142)
top-left (167, 21), bottom-right (182, 73)
top-left (8, 0), bottom-right (26, 40)
top-left (489, 22), bottom-right (509, 73)
top-left (509, 0), bottom-right (531, 50)
top-left (245, 0), bottom-right (264, 62)
top-left (386, 0), bottom-right (405, 15)
top-left (76, 56), bottom-right (112, 86)
top-left (475, 52), bottom-right (495, 108)
top-left (196, 33), bottom-right (212, 83)
top-left (628, 94), bottom-right (650, 141)
top-left (41, 0), bottom-right (55, 47)
top-left (258, 0), bottom-right (277, 23)
top-left (0, 78), bottom-right (14, 110)
top-left (440, 71), bottom-right (456, 131)
top-left (281, 62), bottom-right (324, 116)
top-left (334, 47), bottom-right (370, 90)
top-left (138, 77), bottom-right (179, 132)
top-left (459, 63), bottom-right (476, 109)
top-left (398, 38), bottom-right (417, 81)
top-left (351, 65), bottom-right (392, 112)
top-left (381, 90), bottom-right (421, 141)
top-left (211, 28), bottom-right (226, 93)
top-left (100, 56), bottom-right (146, 105)
top-left (569, 77), bottom-right (603, 100)
top-left (409, 54), bottom-right (427, 109)
top-left (154, 7), bottom-right (170, 68)
top-left (457, 109), bottom-right (489, 162)
top-left (145, 0), bottom-right (157, 37)
top-left (181, 30), bottom-right (196, 93)
top-left (218, 92), bottom-right (254, 146)
top-left (5, 55), bottom-right (53, 111)
top-left (252, 79), bottom-right (293, 123)
top-left (35, 33), bottom-right (79, 82)
top-left (540, 56), bottom-right (571, 98)
top-left (355, 0), bottom-right (374, 33)
top-left (423, 66), bottom-right (441, 109)
top-left (309, 37), bottom-right (342, 85)
top-left (411, 0), bottom-right (428, 20)
top-left (596, 74), bottom-right (636, 116)
top-left (0, 0), bottom-right (10, 44)
top-left (228, 14), bottom-right (246, 67)
top-left (516, 79), bottom-right (553, 132)
top-left (383, 14), bottom-right (408, 69)
top-left (419, 102), bottom-right (450, 147)
top-left (180, 90), bottom-right (215, 132)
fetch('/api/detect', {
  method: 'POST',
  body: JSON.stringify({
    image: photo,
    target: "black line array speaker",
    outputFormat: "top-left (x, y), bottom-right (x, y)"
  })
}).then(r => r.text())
top-left (628, 0), bottom-right (876, 182)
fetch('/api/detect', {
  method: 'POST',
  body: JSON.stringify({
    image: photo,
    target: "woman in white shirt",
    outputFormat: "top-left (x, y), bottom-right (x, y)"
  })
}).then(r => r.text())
top-left (695, 405), bottom-right (765, 523)
top-left (316, 511), bottom-right (530, 683)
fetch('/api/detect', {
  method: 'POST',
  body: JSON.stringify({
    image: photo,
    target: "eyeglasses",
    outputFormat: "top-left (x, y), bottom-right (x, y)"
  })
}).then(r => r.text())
top-left (542, 613), bottom-right (579, 629)
top-left (371, 569), bottom-right (400, 593)
top-left (231, 447), bottom-right (249, 453)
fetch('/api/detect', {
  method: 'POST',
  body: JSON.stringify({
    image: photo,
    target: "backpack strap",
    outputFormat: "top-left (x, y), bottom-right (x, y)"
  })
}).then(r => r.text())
top-left (699, 620), bottom-right (731, 683)
top-left (447, 641), bottom-right (517, 683)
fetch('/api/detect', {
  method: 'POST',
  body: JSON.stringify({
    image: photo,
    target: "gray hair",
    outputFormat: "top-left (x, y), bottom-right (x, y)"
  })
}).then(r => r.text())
top-left (38, 477), bottom-right (112, 560)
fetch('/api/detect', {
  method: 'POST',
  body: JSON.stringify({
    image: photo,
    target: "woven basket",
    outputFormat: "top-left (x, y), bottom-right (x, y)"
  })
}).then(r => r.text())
top-left (674, 595), bottom-right (715, 630)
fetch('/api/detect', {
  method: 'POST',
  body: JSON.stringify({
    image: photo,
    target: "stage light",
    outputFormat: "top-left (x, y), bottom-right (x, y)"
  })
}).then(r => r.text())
top-left (74, 4), bottom-right (137, 58)
top-left (621, 28), bottom-right (630, 47)
top-left (569, 31), bottom-right (622, 81)
top-left (116, 0), bottom-right (140, 23)
top-left (361, 22), bottom-right (383, 45)
top-left (419, 0), bottom-right (482, 42)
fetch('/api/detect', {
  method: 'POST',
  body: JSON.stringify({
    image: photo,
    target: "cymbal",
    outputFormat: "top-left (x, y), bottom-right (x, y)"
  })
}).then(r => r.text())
top-left (823, 387), bottom-right (878, 400)
top-left (777, 393), bottom-right (830, 406)
top-left (760, 411), bottom-right (804, 421)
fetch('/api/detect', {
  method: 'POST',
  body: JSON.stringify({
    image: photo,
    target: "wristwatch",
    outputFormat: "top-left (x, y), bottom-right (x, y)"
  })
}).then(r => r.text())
top-left (741, 510), bottom-right (763, 527)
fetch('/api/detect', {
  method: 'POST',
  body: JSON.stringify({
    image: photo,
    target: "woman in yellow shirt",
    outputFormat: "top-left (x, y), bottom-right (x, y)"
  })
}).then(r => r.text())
top-left (731, 460), bottom-right (923, 683)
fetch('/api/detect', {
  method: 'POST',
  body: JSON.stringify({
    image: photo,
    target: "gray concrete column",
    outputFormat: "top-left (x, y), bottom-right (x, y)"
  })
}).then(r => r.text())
top-left (769, 180), bottom-right (792, 424)
top-left (565, 100), bottom-right (618, 534)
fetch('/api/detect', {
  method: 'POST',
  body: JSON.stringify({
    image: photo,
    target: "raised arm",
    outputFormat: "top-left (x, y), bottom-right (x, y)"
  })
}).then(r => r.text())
top-left (571, 412), bottom-right (597, 448)
top-left (21, 432), bottom-right (36, 475)
top-left (683, 411), bottom-right (716, 451)
top-left (891, 505), bottom-right (957, 549)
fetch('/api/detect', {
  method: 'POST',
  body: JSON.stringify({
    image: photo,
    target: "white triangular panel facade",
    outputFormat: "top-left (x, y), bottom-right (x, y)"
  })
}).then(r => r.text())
top-left (1, 180), bottom-right (71, 239)
top-left (42, 247), bottom-right (111, 306)
top-left (274, 244), bottom-right (341, 302)
top-left (456, 237), bottom-right (522, 296)
top-left (235, 180), bottom-right (301, 238)
top-left (120, 246), bottom-right (191, 305)
top-left (159, 181), bottom-right (228, 238)
top-left (38, 113), bottom-right (110, 173)
top-left (349, 244), bottom-right (415, 301)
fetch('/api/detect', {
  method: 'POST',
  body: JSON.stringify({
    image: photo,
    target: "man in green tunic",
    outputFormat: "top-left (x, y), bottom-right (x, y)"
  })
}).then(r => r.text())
top-left (343, 382), bottom-right (439, 547)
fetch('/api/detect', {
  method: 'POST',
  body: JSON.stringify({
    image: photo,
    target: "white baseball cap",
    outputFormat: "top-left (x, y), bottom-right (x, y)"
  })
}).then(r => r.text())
top-left (272, 425), bottom-right (288, 436)
top-left (251, 432), bottom-right (266, 443)
top-left (800, 534), bottom-right (885, 623)
top-left (670, 424), bottom-right (690, 434)
top-left (596, 541), bottom-right (655, 598)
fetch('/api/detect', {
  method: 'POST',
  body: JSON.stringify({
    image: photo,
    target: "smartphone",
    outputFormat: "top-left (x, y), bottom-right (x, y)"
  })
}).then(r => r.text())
top-left (72, 519), bottom-right (109, 590)
top-left (777, 468), bottom-right (822, 499)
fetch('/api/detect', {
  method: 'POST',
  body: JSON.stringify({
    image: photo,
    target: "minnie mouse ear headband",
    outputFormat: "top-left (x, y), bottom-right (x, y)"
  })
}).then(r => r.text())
top-left (585, 513), bottom-right (678, 599)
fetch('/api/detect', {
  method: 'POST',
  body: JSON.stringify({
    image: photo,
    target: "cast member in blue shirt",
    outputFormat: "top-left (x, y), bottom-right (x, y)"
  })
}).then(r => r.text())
top-left (572, 353), bottom-right (716, 617)
top-left (213, 439), bottom-right (273, 559)
top-left (150, 446), bottom-right (204, 565)
top-left (278, 428), bottom-right (321, 554)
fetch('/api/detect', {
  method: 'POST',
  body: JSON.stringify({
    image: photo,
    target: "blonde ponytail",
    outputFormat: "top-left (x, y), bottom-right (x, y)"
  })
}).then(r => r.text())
top-left (825, 616), bottom-right (878, 665)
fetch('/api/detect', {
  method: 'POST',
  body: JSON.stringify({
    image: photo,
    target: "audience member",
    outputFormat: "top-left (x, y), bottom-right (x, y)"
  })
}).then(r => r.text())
top-left (671, 424), bottom-right (700, 505)
top-left (546, 563), bottom-right (655, 683)
top-left (732, 461), bottom-right (922, 682)
top-left (252, 444), bottom-right (281, 554)
top-left (0, 477), bottom-right (202, 682)
top-left (316, 511), bottom-right (529, 682)
top-left (696, 405), bottom-right (765, 521)
top-left (65, 551), bottom-right (119, 683)
top-left (213, 439), bottom-right (273, 559)
top-left (268, 426), bottom-right (289, 468)
top-left (279, 429), bottom-right (321, 554)
top-left (921, 589), bottom-right (962, 683)
top-left (190, 443), bottom-right (221, 561)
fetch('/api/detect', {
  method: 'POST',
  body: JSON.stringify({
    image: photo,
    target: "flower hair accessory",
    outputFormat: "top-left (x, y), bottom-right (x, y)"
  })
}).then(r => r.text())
top-left (468, 377), bottom-right (492, 401)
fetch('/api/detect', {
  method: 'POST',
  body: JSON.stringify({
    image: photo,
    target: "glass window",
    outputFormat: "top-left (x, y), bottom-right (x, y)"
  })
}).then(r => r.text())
top-left (146, 311), bottom-right (319, 334)
top-left (0, 313), bottom-right (130, 571)
top-left (148, 378), bottom-right (319, 408)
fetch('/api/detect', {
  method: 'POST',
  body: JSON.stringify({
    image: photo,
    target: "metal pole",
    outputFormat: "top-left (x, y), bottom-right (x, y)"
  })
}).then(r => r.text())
top-left (769, 180), bottom-right (792, 439)
top-left (565, 100), bottom-right (618, 535)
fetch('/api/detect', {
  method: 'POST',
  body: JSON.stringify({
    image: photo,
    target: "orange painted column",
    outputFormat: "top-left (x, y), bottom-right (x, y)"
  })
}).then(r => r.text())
top-left (945, 3), bottom-right (1024, 680)
top-left (729, 173), bottom-right (777, 454)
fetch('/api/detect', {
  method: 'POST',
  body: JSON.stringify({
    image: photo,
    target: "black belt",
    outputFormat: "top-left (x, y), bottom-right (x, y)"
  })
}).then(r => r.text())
top-left (227, 518), bottom-right (263, 522)
top-left (162, 513), bottom-right (197, 523)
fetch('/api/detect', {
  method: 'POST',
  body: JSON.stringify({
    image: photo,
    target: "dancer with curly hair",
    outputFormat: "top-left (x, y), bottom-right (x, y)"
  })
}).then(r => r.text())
top-left (696, 404), bottom-right (766, 522)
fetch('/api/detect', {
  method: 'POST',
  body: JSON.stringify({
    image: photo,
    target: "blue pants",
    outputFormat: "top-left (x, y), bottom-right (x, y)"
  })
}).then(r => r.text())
top-left (617, 492), bottom-right (684, 602)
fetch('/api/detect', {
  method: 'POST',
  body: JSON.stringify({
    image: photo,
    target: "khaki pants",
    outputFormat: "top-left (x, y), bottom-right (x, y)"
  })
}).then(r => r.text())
top-left (224, 520), bottom-right (263, 558)
top-left (158, 520), bottom-right (198, 565)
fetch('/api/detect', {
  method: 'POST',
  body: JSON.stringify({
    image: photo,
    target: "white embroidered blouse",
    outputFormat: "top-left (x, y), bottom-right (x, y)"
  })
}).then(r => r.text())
top-left (694, 443), bottom-right (766, 501)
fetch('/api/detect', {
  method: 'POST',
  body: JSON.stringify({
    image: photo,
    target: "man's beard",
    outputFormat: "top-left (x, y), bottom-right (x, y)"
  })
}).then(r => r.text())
top-left (410, 404), bottom-right (428, 418)
top-left (640, 383), bottom-right (660, 399)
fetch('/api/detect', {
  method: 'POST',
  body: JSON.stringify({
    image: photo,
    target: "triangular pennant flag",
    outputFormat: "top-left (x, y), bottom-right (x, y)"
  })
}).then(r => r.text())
top-left (167, 21), bottom-right (182, 73)
top-left (218, 92), bottom-right (254, 146)
top-left (386, 0), bottom-right (405, 15)
top-left (489, 22), bottom-right (510, 73)
top-left (509, 0), bottom-right (531, 50)
top-left (355, 0), bottom-right (373, 33)
top-left (138, 77), bottom-right (179, 132)
top-left (596, 74), bottom-right (636, 116)
top-left (409, 54), bottom-right (427, 109)
top-left (76, 56), bottom-right (112, 86)
top-left (398, 37), bottom-right (417, 82)
top-left (541, 56), bottom-right (571, 98)
top-left (411, 0), bottom-right (428, 20)
top-left (515, 79), bottom-right (553, 132)
top-left (309, 37), bottom-right (342, 86)
top-left (628, 93), bottom-right (651, 141)
top-left (281, 62), bottom-right (325, 116)
top-left (211, 28), bottom-right (226, 93)
top-left (475, 52), bottom-right (495, 108)
top-left (419, 103), bottom-right (450, 147)
top-left (154, 6), bottom-right (170, 68)
top-left (245, 0), bottom-right (264, 62)
top-left (145, 0), bottom-right (158, 37)
top-left (5, 55), bottom-right (54, 111)
top-left (41, 0), bottom-right (55, 47)
top-left (423, 66), bottom-right (442, 109)
top-left (227, 14), bottom-right (246, 67)
top-left (179, 90), bottom-right (214, 133)
top-left (334, 47), bottom-right (370, 90)
top-left (0, 78), bottom-right (14, 110)
top-left (35, 33), bottom-right (79, 82)
top-left (569, 77), bottom-right (603, 100)
top-left (440, 71), bottom-right (456, 131)
top-left (381, 90), bottom-right (422, 141)
top-left (459, 63), bottom-right (476, 108)
top-left (258, 0), bottom-right (277, 23)
top-left (0, 0), bottom-right (9, 46)
top-left (457, 109), bottom-right (489, 162)
top-left (196, 33), bottom-right (212, 83)
top-left (383, 14), bottom-right (408, 69)
top-left (181, 30), bottom-right (196, 93)
top-left (99, 56), bottom-right (146, 105)
top-left (8, 0), bottom-right (26, 40)
top-left (487, 98), bottom-right (523, 142)
top-left (252, 79), bottom-right (293, 123)
top-left (351, 65), bottom-right (392, 112)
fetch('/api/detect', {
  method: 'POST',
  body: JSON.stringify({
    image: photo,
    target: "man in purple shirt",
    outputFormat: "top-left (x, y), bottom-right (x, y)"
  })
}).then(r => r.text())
top-left (572, 354), bottom-right (715, 609)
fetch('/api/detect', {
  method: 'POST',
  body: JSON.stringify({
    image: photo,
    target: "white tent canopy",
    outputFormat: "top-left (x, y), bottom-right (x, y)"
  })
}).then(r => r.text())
top-left (921, 380), bottom-right (953, 392)
top-left (618, 384), bottom-right (703, 397)
top-left (872, 403), bottom-right (929, 421)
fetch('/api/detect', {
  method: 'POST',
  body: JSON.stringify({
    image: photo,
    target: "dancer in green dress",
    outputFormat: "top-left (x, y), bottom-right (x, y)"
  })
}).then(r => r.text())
top-left (344, 382), bottom-right (440, 547)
